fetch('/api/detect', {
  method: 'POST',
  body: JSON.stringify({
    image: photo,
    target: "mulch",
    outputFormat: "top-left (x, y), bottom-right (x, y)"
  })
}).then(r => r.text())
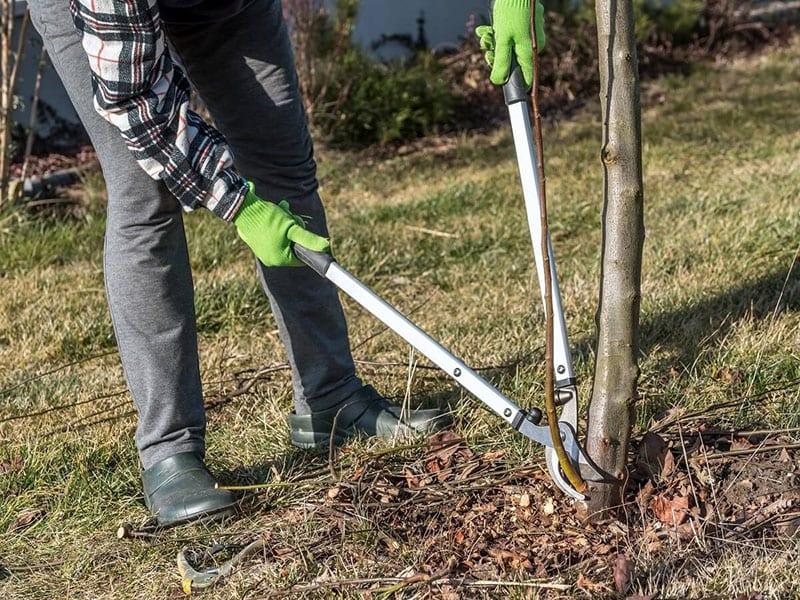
top-left (213, 417), bottom-right (799, 599)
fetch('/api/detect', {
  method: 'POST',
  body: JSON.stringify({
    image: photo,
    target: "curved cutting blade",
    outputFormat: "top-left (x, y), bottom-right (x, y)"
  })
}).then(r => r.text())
top-left (545, 426), bottom-right (584, 501)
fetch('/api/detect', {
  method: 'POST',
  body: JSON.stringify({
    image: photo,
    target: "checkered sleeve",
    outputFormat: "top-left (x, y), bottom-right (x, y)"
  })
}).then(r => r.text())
top-left (69, 0), bottom-right (247, 221)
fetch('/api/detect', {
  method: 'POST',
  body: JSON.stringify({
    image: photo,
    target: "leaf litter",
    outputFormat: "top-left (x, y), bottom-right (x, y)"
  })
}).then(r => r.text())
top-left (127, 424), bottom-right (799, 598)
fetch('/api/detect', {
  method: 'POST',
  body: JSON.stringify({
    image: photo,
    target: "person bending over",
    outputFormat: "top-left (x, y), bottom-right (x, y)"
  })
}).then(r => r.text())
top-left (25, 0), bottom-right (540, 525)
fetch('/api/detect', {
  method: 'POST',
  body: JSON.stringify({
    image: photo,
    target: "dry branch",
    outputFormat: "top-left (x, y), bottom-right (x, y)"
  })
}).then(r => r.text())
top-left (531, 0), bottom-right (586, 494)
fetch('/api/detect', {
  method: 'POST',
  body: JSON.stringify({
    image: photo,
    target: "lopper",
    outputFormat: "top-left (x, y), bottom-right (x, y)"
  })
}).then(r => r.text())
top-left (294, 67), bottom-right (601, 501)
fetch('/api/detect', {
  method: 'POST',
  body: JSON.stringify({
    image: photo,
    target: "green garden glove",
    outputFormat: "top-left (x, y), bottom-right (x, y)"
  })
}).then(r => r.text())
top-left (233, 182), bottom-right (331, 268)
top-left (475, 0), bottom-right (546, 87)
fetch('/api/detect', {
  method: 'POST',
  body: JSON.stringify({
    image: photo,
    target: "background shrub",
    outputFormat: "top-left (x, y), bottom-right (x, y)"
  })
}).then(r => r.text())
top-left (312, 52), bottom-right (454, 148)
top-left (283, 0), bottom-right (454, 149)
top-left (283, 0), bottom-right (789, 148)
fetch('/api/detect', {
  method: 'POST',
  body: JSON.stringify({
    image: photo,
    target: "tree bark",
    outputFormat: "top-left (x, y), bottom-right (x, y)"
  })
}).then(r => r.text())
top-left (584, 0), bottom-right (645, 514)
top-left (19, 47), bottom-right (46, 190)
top-left (0, 4), bottom-right (29, 206)
top-left (0, 0), bottom-right (12, 206)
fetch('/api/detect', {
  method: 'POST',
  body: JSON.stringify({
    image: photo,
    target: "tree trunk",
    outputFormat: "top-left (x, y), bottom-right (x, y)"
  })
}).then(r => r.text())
top-left (0, 4), bottom-right (28, 206)
top-left (0, 0), bottom-right (12, 206)
top-left (584, 0), bottom-right (646, 514)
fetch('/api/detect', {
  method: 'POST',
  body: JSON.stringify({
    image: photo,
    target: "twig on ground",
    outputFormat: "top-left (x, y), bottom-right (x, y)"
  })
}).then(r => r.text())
top-left (374, 566), bottom-right (452, 596)
top-left (650, 377), bottom-right (800, 432)
top-left (265, 576), bottom-right (570, 596)
top-left (0, 559), bottom-right (68, 573)
top-left (22, 197), bottom-right (79, 209)
top-left (671, 426), bottom-right (800, 439)
top-left (402, 224), bottom-right (458, 238)
top-left (204, 363), bottom-right (291, 411)
top-left (351, 295), bottom-right (431, 353)
top-left (702, 442), bottom-right (800, 460)
top-left (116, 523), bottom-right (156, 540)
top-left (216, 480), bottom-right (326, 492)
top-left (0, 349), bottom-right (118, 397)
top-left (694, 428), bottom-right (725, 539)
top-left (678, 425), bottom-right (703, 526)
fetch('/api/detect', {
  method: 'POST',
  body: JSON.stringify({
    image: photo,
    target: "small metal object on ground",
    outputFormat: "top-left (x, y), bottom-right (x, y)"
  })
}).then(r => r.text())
top-left (177, 538), bottom-right (267, 595)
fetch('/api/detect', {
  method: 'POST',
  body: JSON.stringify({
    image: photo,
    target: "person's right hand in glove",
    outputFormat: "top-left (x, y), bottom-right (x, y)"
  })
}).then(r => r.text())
top-left (475, 0), bottom-right (546, 88)
top-left (233, 182), bottom-right (331, 268)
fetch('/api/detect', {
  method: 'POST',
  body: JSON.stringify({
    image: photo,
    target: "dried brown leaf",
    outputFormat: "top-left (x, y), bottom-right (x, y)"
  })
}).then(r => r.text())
top-left (637, 480), bottom-right (656, 507)
top-left (403, 468), bottom-right (420, 489)
top-left (424, 459), bottom-right (442, 474)
top-left (576, 572), bottom-right (609, 594)
top-left (0, 457), bottom-right (24, 475)
top-left (542, 497), bottom-right (555, 516)
top-left (661, 449), bottom-right (676, 478)
top-left (650, 494), bottom-right (690, 525)
top-left (9, 508), bottom-right (44, 532)
top-left (487, 548), bottom-right (532, 570)
top-left (427, 430), bottom-right (466, 461)
top-left (614, 554), bottom-right (634, 595)
top-left (637, 432), bottom-right (668, 479)
top-left (482, 450), bottom-right (506, 462)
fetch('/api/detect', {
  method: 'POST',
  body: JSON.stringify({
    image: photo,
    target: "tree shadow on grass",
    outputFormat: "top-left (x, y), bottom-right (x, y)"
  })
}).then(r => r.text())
top-left (569, 263), bottom-right (798, 417)
top-left (220, 449), bottom-right (327, 488)
top-left (641, 268), bottom-right (797, 367)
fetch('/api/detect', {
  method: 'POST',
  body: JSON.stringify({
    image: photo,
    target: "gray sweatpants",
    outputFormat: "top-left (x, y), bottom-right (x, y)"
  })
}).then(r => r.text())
top-left (27, 0), bottom-right (363, 469)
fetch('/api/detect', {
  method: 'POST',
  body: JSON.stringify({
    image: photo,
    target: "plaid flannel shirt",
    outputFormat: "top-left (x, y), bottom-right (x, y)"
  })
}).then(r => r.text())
top-left (70, 0), bottom-right (247, 221)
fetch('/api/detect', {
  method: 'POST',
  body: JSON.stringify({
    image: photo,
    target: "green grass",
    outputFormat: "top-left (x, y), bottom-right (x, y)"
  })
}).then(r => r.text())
top-left (1, 40), bottom-right (799, 598)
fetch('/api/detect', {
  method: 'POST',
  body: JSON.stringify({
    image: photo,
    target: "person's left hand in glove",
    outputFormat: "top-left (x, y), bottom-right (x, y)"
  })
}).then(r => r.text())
top-left (475, 0), bottom-right (546, 88)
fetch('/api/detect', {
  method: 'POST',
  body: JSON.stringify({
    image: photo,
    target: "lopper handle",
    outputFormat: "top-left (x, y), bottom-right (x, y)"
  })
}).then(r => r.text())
top-left (502, 61), bottom-right (530, 106)
top-left (293, 243), bottom-right (335, 276)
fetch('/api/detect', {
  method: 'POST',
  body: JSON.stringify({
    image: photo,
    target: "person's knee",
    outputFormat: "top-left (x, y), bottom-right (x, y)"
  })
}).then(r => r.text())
top-left (236, 122), bottom-right (319, 201)
top-left (104, 169), bottom-right (183, 235)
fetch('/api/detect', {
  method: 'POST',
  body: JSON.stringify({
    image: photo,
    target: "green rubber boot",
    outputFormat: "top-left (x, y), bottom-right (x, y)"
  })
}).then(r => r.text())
top-left (141, 452), bottom-right (237, 527)
top-left (288, 385), bottom-right (451, 451)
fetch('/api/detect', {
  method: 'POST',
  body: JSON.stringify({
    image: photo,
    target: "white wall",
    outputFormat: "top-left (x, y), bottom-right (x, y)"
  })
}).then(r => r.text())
top-left (349, 0), bottom-right (489, 57)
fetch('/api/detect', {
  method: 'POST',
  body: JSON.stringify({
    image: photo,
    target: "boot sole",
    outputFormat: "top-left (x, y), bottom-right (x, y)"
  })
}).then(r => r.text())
top-left (155, 504), bottom-right (238, 528)
top-left (290, 431), bottom-right (350, 452)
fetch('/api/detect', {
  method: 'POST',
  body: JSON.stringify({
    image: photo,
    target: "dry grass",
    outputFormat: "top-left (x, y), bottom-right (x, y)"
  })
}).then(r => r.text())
top-left (0, 39), bottom-right (799, 599)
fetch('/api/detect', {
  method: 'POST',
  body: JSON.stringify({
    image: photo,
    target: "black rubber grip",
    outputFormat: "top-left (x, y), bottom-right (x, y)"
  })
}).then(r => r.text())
top-left (293, 244), bottom-right (335, 276)
top-left (502, 65), bottom-right (530, 105)
top-left (512, 407), bottom-right (543, 429)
